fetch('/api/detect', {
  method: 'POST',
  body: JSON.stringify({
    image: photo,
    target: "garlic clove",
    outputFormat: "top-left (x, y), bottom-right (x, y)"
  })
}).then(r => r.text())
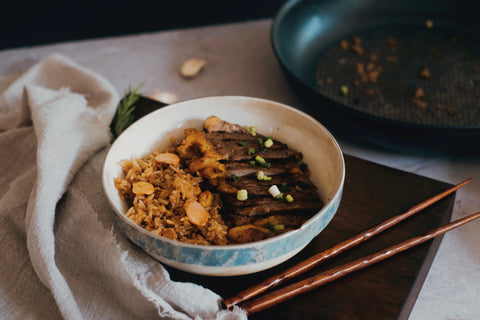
top-left (180, 58), bottom-right (206, 78)
top-left (149, 91), bottom-right (178, 104)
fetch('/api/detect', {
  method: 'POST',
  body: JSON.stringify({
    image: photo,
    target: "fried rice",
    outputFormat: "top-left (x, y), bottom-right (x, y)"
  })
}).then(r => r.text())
top-left (114, 146), bottom-right (229, 245)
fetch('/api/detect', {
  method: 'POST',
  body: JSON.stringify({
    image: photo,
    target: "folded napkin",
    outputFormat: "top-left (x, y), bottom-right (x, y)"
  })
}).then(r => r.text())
top-left (0, 54), bottom-right (246, 320)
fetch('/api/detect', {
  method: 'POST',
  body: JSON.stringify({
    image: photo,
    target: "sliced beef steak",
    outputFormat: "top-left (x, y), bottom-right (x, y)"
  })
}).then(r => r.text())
top-left (205, 132), bottom-right (302, 162)
top-left (202, 116), bottom-right (323, 220)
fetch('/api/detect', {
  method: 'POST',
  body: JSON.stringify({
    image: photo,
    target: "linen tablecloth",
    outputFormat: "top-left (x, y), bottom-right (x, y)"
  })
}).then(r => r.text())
top-left (0, 53), bottom-right (245, 320)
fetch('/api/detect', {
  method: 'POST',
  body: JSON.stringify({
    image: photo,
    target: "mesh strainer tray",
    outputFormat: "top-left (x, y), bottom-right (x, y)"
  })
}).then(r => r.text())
top-left (272, 0), bottom-right (480, 154)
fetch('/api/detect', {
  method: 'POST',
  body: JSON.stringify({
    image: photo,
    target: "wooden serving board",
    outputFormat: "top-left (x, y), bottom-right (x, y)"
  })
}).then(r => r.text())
top-left (165, 154), bottom-right (455, 320)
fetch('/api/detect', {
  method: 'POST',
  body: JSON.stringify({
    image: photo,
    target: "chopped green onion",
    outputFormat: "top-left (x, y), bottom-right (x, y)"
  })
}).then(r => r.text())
top-left (255, 155), bottom-right (271, 168)
top-left (268, 185), bottom-right (281, 198)
top-left (340, 85), bottom-right (349, 96)
top-left (248, 147), bottom-right (256, 155)
top-left (257, 170), bottom-right (272, 181)
top-left (285, 194), bottom-right (294, 203)
top-left (264, 138), bottom-right (274, 148)
top-left (279, 183), bottom-right (291, 192)
top-left (255, 155), bottom-right (266, 164)
top-left (246, 126), bottom-right (258, 136)
top-left (257, 137), bottom-right (264, 145)
top-left (237, 189), bottom-right (248, 201)
top-left (269, 224), bottom-right (285, 231)
top-left (237, 141), bottom-right (247, 146)
top-left (249, 160), bottom-right (256, 166)
top-left (261, 162), bottom-right (271, 168)
top-left (275, 193), bottom-right (284, 199)
top-left (257, 170), bottom-right (265, 180)
top-left (230, 174), bottom-right (239, 181)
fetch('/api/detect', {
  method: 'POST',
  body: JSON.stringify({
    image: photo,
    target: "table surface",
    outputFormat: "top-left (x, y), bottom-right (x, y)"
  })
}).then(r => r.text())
top-left (1, 19), bottom-right (479, 319)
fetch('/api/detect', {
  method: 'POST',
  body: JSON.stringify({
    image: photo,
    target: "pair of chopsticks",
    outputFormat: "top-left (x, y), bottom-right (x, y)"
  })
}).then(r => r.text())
top-left (223, 178), bottom-right (479, 315)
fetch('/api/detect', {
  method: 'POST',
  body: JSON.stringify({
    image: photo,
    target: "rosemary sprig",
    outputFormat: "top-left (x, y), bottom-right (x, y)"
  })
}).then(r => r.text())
top-left (110, 83), bottom-right (143, 140)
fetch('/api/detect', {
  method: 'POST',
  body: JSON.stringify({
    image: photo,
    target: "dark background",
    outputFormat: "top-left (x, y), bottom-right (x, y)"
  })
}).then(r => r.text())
top-left (1, 1), bottom-right (287, 50)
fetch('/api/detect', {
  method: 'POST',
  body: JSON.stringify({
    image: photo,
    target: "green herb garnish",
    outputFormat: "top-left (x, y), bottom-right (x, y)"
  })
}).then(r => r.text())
top-left (110, 83), bottom-right (143, 140)
top-left (237, 141), bottom-right (248, 146)
top-left (264, 138), bottom-right (274, 148)
top-left (255, 155), bottom-right (266, 165)
top-left (260, 162), bottom-right (271, 168)
top-left (246, 126), bottom-right (258, 136)
top-left (254, 155), bottom-right (271, 168)
top-left (269, 224), bottom-right (285, 231)
top-left (237, 189), bottom-right (248, 201)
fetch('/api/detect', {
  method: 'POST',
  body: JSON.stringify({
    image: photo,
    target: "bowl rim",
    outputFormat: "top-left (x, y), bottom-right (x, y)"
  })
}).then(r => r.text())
top-left (103, 95), bottom-right (345, 250)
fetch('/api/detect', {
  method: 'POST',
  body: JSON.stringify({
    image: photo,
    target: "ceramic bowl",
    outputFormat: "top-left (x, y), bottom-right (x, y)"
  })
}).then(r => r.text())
top-left (102, 96), bottom-right (345, 276)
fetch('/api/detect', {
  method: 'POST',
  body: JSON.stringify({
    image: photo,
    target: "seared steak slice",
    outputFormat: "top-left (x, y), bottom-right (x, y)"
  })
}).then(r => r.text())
top-left (226, 173), bottom-right (317, 197)
top-left (222, 191), bottom-right (322, 217)
top-left (199, 116), bottom-right (324, 221)
top-left (225, 199), bottom-right (321, 217)
top-left (228, 213), bottom-right (309, 229)
top-left (205, 131), bottom-right (257, 142)
top-left (205, 132), bottom-right (302, 162)
top-left (225, 161), bottom-right (302, 177)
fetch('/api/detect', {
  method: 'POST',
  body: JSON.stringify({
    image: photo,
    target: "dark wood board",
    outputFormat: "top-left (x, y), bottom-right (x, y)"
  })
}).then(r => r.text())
top-left (165, 154), bottom-right (455, 320)
top-left (131, 97), bottom-right (455, 319)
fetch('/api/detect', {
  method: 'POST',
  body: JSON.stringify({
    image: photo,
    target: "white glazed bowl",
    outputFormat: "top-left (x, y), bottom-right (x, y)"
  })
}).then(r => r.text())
top-left (102, 96), bottom-right (345, 276)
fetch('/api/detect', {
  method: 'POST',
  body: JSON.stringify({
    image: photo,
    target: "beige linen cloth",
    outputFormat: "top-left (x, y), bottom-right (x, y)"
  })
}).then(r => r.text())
top-left (0, 53), bottom-right (246, 320)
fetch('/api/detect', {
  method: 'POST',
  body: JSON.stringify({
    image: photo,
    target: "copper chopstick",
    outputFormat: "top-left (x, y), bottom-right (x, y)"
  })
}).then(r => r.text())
top-left (240, 210), bottom-right (480, 315)
top-left (223, 178), bottom-right (471, 309)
